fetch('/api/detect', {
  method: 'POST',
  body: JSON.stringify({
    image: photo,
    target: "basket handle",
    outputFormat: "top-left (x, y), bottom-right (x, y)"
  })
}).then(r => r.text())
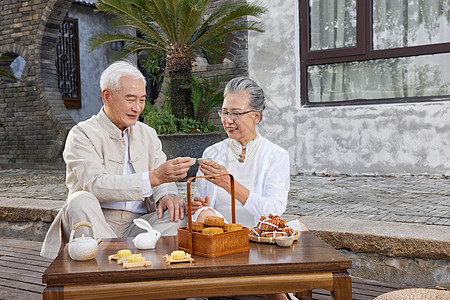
top-left (186, 174), bottom-right (235, 253)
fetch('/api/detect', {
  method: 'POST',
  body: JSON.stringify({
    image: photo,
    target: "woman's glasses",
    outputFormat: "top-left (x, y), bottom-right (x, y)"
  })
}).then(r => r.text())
top-left (218, 109), bottom-right (254, 120)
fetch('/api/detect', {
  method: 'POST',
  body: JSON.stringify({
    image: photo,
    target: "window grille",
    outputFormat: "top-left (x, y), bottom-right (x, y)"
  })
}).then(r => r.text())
top-left (56, 17), bottom-right (81, 108)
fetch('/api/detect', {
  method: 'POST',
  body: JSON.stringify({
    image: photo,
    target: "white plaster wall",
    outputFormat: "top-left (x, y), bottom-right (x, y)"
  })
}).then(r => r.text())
top-left (67, 4), bottom-right (135, 123)
top-left (248, 0), bottom-right (450, 176)
top-left (248, 0), bottom-right (300, 175)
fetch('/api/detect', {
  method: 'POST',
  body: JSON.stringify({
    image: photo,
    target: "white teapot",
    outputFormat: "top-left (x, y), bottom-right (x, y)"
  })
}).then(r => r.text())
top-left (132, 219), bottom-right (161, 249)
top-left (68, 222), bottom-right (102, 261)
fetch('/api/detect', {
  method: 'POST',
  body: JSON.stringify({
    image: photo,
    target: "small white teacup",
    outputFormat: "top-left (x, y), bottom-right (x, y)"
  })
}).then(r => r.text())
top-left (197, 158), bottom-right (212, 164)
top-left (275, 236), bottom-right (294, 247)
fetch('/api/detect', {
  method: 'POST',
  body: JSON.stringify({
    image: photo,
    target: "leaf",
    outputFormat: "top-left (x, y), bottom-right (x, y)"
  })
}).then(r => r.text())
top-left (90, 0), bottom-right (266, 119)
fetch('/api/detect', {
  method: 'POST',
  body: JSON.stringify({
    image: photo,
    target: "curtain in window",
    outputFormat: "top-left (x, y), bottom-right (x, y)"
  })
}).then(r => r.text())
top-left (308, 0), bottom-right (450, 103)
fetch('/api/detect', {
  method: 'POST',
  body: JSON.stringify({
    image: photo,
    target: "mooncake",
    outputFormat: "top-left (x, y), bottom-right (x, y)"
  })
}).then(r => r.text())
top-left (202, 227), bottom-right (223, 235)
top-left (223, 223), bottom-right (243, 232)
top-left (204, 216), bottom-right (225, 227)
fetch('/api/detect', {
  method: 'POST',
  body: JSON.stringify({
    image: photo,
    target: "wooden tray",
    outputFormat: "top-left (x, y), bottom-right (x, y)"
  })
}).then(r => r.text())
top-left (123, 260), bottom-right (151, 269)
top-left (249, 230), bottom-right (300, 244)
top-left (178, 174), bottom-right (249, 258)
top-left (163, 253), bottom-right (194, 264)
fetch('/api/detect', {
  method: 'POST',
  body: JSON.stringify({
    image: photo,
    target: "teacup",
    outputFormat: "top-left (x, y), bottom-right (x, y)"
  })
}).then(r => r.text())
top-left (275, 236), bottom-right (294, 247)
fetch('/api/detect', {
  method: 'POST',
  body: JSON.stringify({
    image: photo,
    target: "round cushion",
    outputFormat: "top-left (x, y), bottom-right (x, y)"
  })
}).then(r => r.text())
top-left (374, 288), bottom-right (449, 300)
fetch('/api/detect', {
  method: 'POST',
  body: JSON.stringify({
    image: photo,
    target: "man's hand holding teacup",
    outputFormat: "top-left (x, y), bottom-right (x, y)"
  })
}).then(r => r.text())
top-left (149, 157), bottom-right (194, 187)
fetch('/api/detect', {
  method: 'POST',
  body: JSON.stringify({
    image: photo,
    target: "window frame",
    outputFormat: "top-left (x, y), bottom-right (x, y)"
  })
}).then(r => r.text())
top-left (56, 17), bottom-right (82, 109)
top-left (299, 0), bottom-right (450, 107)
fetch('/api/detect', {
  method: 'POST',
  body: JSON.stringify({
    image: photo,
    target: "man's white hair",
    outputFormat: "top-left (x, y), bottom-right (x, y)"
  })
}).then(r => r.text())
top-left (100, 60), bottom-right (146, 91)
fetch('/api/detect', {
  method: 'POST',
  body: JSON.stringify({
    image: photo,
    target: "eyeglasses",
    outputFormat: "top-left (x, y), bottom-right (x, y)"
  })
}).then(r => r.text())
top-left (218, 109), bottom-right (254, 120)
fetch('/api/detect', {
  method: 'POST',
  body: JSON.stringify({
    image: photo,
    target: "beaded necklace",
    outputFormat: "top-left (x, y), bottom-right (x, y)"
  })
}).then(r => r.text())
top-left (231, 134), bottom-right (259, 163)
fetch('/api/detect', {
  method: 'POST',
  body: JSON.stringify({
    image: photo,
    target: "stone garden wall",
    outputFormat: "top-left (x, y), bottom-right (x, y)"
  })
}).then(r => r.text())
top-left (0, 0), bottom-right (75, 169)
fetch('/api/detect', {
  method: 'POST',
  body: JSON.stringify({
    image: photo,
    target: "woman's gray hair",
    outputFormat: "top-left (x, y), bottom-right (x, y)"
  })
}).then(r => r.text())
top-left (224, 77), bottom-right (266, 121)
top-left (100, 60), bottom-right (146, 91)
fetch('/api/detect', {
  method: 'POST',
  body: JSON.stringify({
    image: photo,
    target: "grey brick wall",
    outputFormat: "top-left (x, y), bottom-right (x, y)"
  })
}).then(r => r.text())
top-left (0, 0), bottom-right (249, 169)
top-left (0, 0), bottom-right (76, 169)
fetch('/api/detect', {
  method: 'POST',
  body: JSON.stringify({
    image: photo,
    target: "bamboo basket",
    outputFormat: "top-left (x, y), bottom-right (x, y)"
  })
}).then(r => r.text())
top-left (177, 174), bottom-right (249, 258)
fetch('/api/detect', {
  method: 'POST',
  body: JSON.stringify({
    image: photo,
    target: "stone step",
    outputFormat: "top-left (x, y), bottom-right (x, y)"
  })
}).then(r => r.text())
top-left (296, 215), bottom-right (450, 260)
top-left (1, 196), bottom-right (448, 260)
top-left (0, 197), bottom-right (64, 241)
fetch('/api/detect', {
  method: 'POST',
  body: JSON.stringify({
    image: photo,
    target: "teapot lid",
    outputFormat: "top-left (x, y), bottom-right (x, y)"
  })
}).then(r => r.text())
top-left (73, 234), bottom-right (95, 242)
top-left (69, 222), bottom-right (97, 244)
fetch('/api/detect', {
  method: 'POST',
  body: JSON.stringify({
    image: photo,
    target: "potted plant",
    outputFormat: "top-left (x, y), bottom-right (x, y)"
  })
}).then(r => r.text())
top-left (145, 75), bottom-right (228, 177)
top-left (87, 0), bottom-right (267, 119)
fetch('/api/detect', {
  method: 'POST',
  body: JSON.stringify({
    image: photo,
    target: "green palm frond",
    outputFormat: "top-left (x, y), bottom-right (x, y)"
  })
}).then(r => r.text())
top-left (138, 0), bottom-right (176, 42)
top-left (166, 0), bottom-right (179, 41)
top-left (95, 0), bottom-right (168, 46)
top-left (92, 0), bottom-right (266, 54)
top-left (190, 1), bottom-right (266, 40)
top-left (177, 0), bottom-right (209, 44)
top-left (189, 2), bottom-right (267, 50)
top-left (87, 32), bottom-right (166, 52)
top-left (110, 44), bottom-right (151, 61)
top-left (89, 0), bottom-right (266, 120)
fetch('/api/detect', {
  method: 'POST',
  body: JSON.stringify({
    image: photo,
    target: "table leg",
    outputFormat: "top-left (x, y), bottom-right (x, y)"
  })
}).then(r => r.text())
top-left (331, 272), bottom-right (352, 300)
top-left (297, 290), bottom-right (313, 299)
top-left (43, 286), bottom-right (64, 300)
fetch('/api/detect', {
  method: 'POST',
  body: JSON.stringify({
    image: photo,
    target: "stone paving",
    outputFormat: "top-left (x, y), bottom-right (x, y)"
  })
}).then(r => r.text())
top-left (287, 174), bottom-right (450, 227)
top-left (0, 168), bottom-right (449, 227)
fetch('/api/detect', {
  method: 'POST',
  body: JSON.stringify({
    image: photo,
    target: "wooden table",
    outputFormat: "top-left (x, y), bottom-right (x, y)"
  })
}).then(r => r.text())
top-left (42, 231), bottom-right (352, 299)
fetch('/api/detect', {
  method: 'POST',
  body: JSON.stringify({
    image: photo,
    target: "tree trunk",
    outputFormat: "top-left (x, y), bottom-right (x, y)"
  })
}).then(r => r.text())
top-left (166, 46), bottom-right (194, 119)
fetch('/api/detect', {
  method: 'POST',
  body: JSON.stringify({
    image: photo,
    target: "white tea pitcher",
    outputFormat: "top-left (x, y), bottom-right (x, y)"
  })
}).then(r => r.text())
top-left (68, 222), bottom-right (102, 261)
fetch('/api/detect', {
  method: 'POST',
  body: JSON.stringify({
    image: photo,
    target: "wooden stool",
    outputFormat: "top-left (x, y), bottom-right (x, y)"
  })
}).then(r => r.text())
top-left (374, 288), bottom-right (449, 300)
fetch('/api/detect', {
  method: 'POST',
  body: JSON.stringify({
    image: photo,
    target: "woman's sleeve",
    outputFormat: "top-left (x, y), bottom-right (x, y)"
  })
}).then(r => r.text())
top-left (243, 150), bottom-right (290, 218)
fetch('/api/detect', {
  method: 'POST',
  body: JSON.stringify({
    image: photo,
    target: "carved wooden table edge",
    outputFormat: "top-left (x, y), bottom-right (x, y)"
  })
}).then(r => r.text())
top-left (43, 272), bottom-right (352, 300)
top-left (42, 233), bottom-right (352, 300)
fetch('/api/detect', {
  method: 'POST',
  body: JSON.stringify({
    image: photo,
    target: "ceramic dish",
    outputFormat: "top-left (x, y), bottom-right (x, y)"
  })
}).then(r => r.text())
top-left (275, 236), bottom-right (294, 247)
top-left (248, 230), bottom-right (300, 244)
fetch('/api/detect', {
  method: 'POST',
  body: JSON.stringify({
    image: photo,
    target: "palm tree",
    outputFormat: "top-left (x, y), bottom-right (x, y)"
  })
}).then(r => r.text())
top-left (88, 0), bottom-right (267, 119)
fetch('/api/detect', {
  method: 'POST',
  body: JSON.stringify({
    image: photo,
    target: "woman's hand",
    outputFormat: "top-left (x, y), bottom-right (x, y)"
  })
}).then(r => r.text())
top-left (157, 194), bottom-right (186, 222)
top-left (199, 160), bottom-right (231, 191)
top-left (191, 195), bottom-right (210, 213)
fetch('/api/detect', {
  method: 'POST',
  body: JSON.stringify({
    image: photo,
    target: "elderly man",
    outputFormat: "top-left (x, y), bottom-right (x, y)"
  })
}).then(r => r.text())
top-left (41, 60), bottom-right (193, 259)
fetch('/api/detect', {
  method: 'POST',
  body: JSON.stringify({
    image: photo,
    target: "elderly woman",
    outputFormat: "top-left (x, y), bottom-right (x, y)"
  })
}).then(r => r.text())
top-left (192, 78), bottom-right (306, 300)
top-left (191, 77), bottom-right (291, 229)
